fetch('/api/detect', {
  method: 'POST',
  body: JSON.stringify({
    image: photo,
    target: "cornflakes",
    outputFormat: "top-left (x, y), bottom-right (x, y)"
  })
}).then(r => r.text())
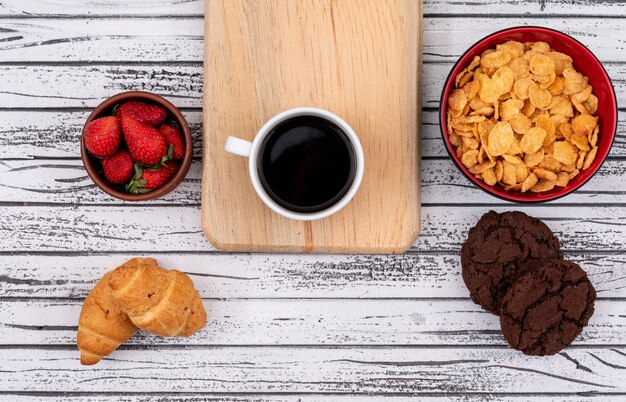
top-left (521, 127), bottom-right (547, 154)
top-left (446, 41), bottom-right (601, 193)
top-left (584, 94), bottom-right (599, 114)
top-left (556, 172), bottom-right (570, 187)
top-left (492, 66), bottom-right (515, 95)
top-left (535, 115), bottom-right (556, 137)
top-left (572, 114), bottom-right (598, 136)
top-left (529, 54), bottom-right (556, 76)
top-left (553, 141), bottom-right (578, 165)
top-left (502, 160), bottom-right (517, 185)
top-left (461, 149), bottom-right (479, 168)
top-left (482, 167), bottom-right (498, 186)
top-left (531, 179), bottom-right (556, 193)
top-left (583, 147), bottom-right (598, 170)
top-left (570, 134), bottom-right (591, 152)
top-left (488, 122), bottom-right (514, 156)
top-left (509, 113), bottom-right (533, 134)
top-left (481, 50), bottom-right (512, 69)
top-left (477, 74), bottom-right (499, 103)
top-left (521, 173), bottom-right (539, 192)
top-left (534, 167), bottom-right (558, 182)
top-left (563, 68), bottom-right (588, 95)
top-left (524, 149), bottom-right (545, 167)
top-left (500, 99), bottom-right (524, 121)
top-left (529, 85), bottom-right (552, 109)
top-left (546, 51), bottom-right (573, 75)
top-left (513, 77), bottom-right (534, 100)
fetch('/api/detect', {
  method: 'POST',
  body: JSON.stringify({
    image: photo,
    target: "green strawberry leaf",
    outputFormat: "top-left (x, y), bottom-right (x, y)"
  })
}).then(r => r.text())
top-left (111, 103), bottom-right (120, 116)
top-left (133, 164), bottom-right (143, 180)
top-left (126, 165), bottom-right (148, 194)
top-left (146, 164), bottom-right (163, 171)
top-left (143, 148), bottom-right (173, 170)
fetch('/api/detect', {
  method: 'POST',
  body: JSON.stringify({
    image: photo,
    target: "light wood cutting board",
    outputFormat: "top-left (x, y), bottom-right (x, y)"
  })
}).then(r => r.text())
top-left (202, 0), bottom-right (421, 254)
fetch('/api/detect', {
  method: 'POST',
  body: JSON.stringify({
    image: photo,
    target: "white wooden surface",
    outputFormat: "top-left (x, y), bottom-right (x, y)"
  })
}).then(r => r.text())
top-left (0, 0), bottom-right (625, 400)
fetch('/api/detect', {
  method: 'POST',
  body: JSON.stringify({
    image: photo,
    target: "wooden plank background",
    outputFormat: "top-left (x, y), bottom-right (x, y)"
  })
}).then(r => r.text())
top-left (0, 0), bottom-right (625, 401)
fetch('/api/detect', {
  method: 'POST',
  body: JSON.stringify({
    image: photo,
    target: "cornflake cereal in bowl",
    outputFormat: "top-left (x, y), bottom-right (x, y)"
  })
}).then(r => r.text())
top-left (440, 27), bottom-right (617, 202)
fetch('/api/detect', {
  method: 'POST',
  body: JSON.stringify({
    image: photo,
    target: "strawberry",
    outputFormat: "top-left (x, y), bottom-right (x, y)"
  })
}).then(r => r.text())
top-left (115, 101), bottom-right (168, 126)
top-left (121, 116), bottom-right (169, 166)
top-left (102, 149), bottom-right (134, 184)
top-left (158, 123), bottom-right (186, 159)
top-left (83, 116), bottom-right (121, 157)
top-left (126, 161), bottom-right (180, 193)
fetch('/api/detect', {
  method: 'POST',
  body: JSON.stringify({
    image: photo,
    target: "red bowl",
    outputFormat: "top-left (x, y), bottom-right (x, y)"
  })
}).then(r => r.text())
top-left (440, 26), bottom-right (618, 203)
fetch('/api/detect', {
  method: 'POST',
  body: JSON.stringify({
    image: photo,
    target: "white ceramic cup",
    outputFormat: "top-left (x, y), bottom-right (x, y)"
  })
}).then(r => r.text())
top-left (225, 107), bottom-right (364, 221)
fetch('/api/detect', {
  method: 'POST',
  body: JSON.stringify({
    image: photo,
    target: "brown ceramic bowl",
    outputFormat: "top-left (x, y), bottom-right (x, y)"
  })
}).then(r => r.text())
top-left (80, 91), bottom-right (192, 201)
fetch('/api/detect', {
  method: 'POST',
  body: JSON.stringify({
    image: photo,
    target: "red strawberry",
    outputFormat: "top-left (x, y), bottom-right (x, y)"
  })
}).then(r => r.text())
top-left (121, 116), bottom-right (168, 166)
top-left (83, 116), bottom-right (121, 157)
top-left (115, 101), bottom-right (168, 126)
top-left (126, 161), bottom-right (180, 193)
top-left (102, 149), bottom-right (134, 184)
top-left (158, 123), bottom-right (185, 160)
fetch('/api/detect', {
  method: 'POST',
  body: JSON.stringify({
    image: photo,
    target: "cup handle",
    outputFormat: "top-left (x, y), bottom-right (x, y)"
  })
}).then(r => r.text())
top-left (225, 136), bottom-right (252, 157)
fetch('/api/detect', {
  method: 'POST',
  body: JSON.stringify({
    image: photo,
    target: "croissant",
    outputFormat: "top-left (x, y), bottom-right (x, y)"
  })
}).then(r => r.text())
top-left (77, 272), bottom-right (137, 365)
top-left (108, 258), bottom-right (207, 337)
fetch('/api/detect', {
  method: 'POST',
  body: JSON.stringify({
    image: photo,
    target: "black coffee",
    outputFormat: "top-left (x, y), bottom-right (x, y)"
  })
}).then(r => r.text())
top-left (258, 116), bottom-right (356, 213)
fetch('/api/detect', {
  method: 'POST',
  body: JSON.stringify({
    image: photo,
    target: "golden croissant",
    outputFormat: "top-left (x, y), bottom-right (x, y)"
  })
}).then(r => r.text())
top-left (108, 258), bottom-right (207, 337)
top-left (77, 272), bottom-right (137, 365)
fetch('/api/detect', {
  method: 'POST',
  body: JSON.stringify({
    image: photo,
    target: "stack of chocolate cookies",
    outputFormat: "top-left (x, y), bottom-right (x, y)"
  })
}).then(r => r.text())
top-left (461, 211), bottom-right (596, 356)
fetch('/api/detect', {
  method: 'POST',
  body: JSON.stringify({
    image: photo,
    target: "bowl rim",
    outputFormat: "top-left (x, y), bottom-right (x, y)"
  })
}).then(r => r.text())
top-left (439, 25), bottom-right (618, 204)
top-left (80, 91), bottom-right (193, 201)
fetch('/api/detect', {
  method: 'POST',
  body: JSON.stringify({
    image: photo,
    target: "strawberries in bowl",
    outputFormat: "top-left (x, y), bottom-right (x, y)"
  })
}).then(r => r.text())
top-left (83, 116), bottom-right (121, 157)
top-left (116, 100), bottom-right (168, 126)
top-left (158, 123), bottom-right (186, 160)
top-left (127, 161), bottom-right (180, 194)
top-left (121, 116), bottom-right (169, 166)
top-left (80, 91), bottom-right (192, 201)
top-left (102, 149), bottom-right (135, 184)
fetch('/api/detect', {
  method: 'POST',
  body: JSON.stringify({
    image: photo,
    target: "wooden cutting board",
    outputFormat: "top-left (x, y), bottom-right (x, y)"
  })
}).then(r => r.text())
top-left (202, 0), bottom-right (421, 254)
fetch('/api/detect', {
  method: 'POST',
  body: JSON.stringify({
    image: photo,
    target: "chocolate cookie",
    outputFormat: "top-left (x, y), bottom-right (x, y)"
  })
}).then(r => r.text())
top-left (461, 211), bottom-right (562, 314)
top-left (500, 259), bottom-right (596, 356)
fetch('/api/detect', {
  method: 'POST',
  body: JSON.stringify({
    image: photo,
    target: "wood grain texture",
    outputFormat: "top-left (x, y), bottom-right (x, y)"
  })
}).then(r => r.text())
top-left (2, 109), bottom-right (625, 160)
top-left (0, 252), bottom-right (623, 299)
top-left (0, 17), bottom-right (625, 62)
top-left (0, 347), bottom-right (624, 393)
top-left (421, 17), bottom-right (626, 62)
top-left (3, 157), bottom-right (626, 206)
top-left (1, 0), bottom-right (625, 399)
top-left (3, 206), bottom-right (626, 253)
top-left (5, 398), bottom-right (626, 402)
top-left (0, 18), bottom-right (202, 62)
top-left (0, 65), bottom-right (203, 108)
top-left (0, 299), bottom-right (623, 346)
top-left (0, 110), bottom-right (201, 159)
top-left (202, 0), bottom-right (421, 253)
top-left (0, 159), bottom-right (203, 205)
top-left (1, 0), bottom-right (625, 16)
top-left (425, 0), bottom-right (626, 16)
top-left (0, 62), bottom-right (622, 109)
top-left (2, 397), bottom-right (626, 402)
top-left (0, 0), bottom-right (205, 16)
top-left (0, 205), bottom-right (212, 252)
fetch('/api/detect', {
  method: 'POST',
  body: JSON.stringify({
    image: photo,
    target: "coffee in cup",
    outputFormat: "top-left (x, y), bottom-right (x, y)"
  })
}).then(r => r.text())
top-left (225, 108), bottom-right (364, 221)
